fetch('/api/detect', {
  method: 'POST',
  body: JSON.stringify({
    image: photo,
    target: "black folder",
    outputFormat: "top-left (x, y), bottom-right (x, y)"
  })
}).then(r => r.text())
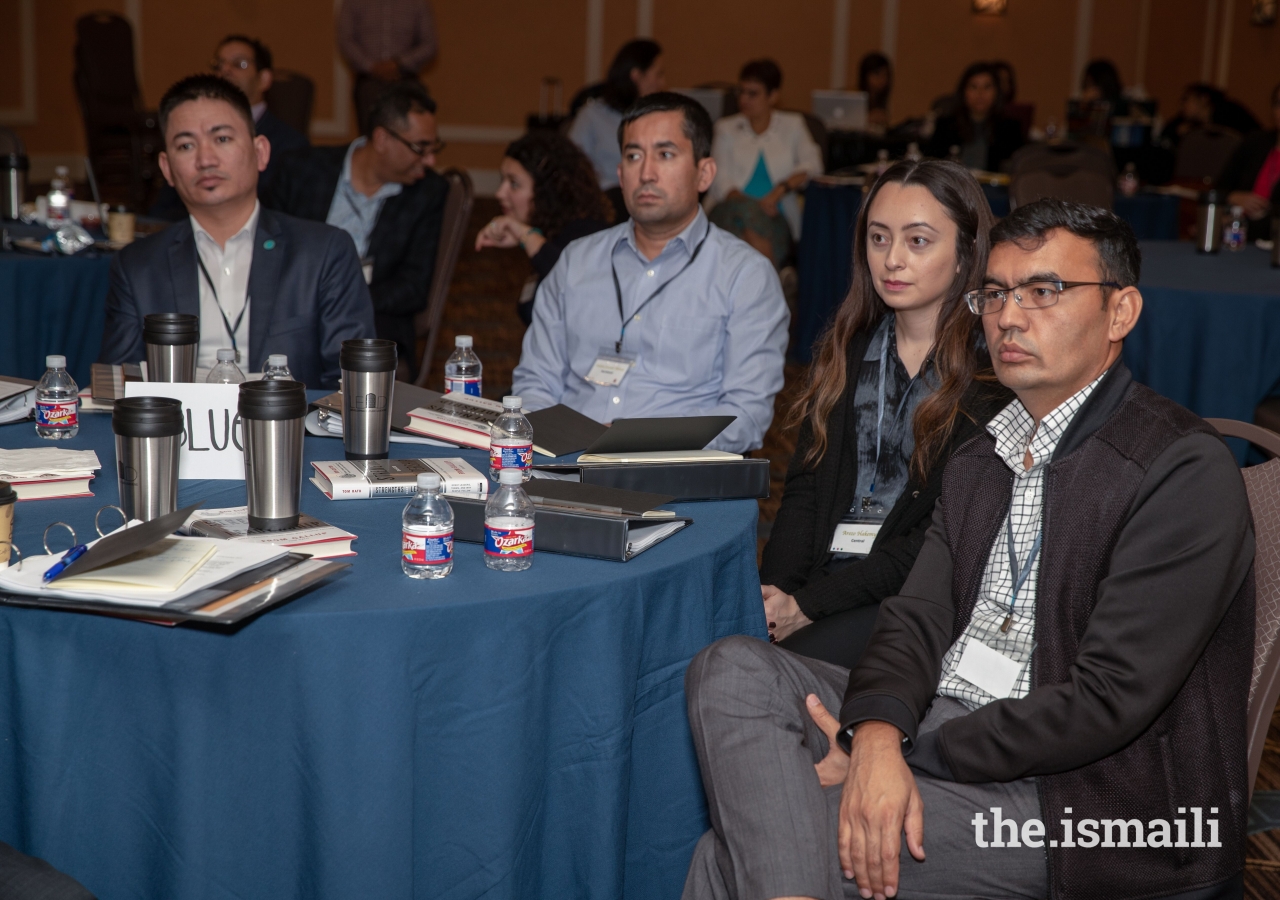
top-left (583, 415), bottom-right (735, 455)
top-left (525, 405), bottom-right (609, 457)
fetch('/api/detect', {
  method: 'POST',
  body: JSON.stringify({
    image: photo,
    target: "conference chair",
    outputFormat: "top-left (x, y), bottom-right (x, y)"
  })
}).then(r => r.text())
top-left (1175, 125), bottom-right (1242, 183)
top-left (1205, 418), bottom-right (1280, 801)
top-left (265, 70), bottom-right (315, 137)
top-left (413, 168), bottom-right (475, 387)
top-left (1008, 141), bottom-right (1115, 211)
top-left (73, 12), bottom-right (161, 210)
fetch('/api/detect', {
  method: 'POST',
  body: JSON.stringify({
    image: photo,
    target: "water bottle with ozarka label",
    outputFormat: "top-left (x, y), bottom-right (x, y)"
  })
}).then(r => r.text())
top-left (35, 355), bottom-right (79, 440)
top-left (444, 334), bottom-right (482, 396)
top-left (402, 472), bottom-right (454, 578)
top-left (484, 469), bottom-right (534, 572)
top-left (489, 395), bottom-right (534, 481)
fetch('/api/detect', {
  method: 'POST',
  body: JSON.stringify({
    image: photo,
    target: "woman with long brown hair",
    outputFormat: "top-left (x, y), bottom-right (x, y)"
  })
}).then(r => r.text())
top-left (759, 159), bottom-right (1011, 669)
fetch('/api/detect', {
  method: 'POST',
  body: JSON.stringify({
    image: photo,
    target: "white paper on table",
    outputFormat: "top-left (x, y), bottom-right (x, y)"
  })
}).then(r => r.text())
top-left (0, 448), bottom-right (101, 479)
top-left (0, 535), bottom-right (286, 608)
top-left (124, 382), bottom-right (245, 480)
top-left (55, 537), bottom-right (217, 593)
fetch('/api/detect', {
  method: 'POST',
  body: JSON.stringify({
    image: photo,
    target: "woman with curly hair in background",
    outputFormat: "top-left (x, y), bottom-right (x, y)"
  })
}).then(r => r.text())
top-left (476, 130), bottom-right (614, 325)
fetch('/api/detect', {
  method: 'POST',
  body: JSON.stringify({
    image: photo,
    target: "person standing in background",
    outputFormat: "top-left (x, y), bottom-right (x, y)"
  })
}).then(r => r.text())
top-left (338, 0), bottom-right (438, 134)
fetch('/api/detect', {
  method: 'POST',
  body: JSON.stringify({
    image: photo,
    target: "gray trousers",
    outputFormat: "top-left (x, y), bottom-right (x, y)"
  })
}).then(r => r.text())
top-left (683, 635), bottom-right (1048, 900)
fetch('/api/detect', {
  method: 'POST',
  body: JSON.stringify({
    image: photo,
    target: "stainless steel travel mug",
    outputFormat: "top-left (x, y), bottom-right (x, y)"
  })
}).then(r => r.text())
top-left (239, 380), bottom-right (307, 531)
top-left (1, 153), bottom-right (26, 220)
top-left (143, 313), bottom-right (199, 382)
top-left (1195, 191), bottom-right (1223, 254)
top-left (112, 396), bottom-right (183, 522)
top-left (340, 338), bottom-right (397, 461)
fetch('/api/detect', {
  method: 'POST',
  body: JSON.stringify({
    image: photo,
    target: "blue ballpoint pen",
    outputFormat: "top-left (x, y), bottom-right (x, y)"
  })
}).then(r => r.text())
top-left (43, 544), bottom-right (88, 583)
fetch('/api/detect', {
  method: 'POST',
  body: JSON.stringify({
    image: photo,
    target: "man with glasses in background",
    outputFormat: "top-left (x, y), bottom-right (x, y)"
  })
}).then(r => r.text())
top-left (266, 81), bottom-right (448, 376)
top-left (152, 35), bottom-right (309, 221)
top-left (682, 198), bottom-right (1254, 900)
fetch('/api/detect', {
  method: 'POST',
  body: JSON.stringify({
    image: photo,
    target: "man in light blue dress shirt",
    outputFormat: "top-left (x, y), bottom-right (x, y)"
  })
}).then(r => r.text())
top-left (513, 93), bottom-right (789, 453)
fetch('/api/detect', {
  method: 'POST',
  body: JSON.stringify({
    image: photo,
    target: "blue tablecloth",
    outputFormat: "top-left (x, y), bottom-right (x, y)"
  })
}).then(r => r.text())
top-left (1124, 241), bottom-right (1280, 459)
top-left (0, 252), bottom-right (114, 386)
top-left (795, 183), bottom-right (1181, 362)
top-left (0, 407), bottom-right (763, 899)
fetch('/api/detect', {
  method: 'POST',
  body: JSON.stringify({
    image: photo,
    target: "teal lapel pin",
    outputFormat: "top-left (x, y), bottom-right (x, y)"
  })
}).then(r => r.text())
top-left (263, 239), bottom-right (276, 250)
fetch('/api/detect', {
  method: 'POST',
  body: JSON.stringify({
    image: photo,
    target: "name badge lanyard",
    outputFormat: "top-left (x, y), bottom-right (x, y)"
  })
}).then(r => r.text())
top-left (609, 229), bottom-right (711, 354)
top-left (1002, 516), bottom-right (1043, 633)
top-left (864, 326), bottom-right (920, 510)
top-left (196, 254), bottom-right (249, 361)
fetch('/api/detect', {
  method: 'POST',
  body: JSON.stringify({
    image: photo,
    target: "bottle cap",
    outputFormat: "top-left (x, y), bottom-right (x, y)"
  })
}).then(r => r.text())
top-left (216, 348), bottom-right (235, 362)
top-left (499, 469), bottom-right (524, 485)
top-left (503, 395), bottom-right (522, 409)
top-left (417, 472), bottom-right (442, 490)
top-left (455, 335), bottom-right (473, 348)
top-left (45, 355), bottom-right (65, 368)
top-left (267, 354), bottom-right (288, 367)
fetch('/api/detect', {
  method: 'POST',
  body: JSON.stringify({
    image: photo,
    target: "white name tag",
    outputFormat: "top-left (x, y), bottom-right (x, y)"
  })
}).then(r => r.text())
top-left (585, 356), bottom-right (632, 387)
top-left (829, 521), bottom-right (883, 555)
top-left (955, 636), bottom-right (1024, 699)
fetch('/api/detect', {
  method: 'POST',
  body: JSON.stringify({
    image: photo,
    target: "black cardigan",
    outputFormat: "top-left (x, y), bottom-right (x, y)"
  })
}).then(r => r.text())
top-left (759, 325), bottom-right (1011, 622)
top-left (1215, 129), bottom-right (1280, 241)
top-left (924, 114), bottom-right (1024, 172)
top-left (518, 216), bottom-right (611, 326)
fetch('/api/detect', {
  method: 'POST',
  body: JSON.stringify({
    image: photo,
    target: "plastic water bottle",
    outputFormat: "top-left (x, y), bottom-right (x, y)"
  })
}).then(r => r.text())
top-left (35, 355), bottom-right (79, 440)
top-left (489, 395), bottom-right (534, 482)
top-left (262, 354), bottom-right (293, 381)
top-left (47, 166), bottom-right (72, 224)
top-left (484, 469), bottom-right (534, 572)
top-left (444, 335), bottom-right (482, 396)
top-left (402, 472), bottom-right (454, 578)
top-left (1225, 206), bottom-right (1247, 251)
top-left (206, 348), bottom-right (246, 384)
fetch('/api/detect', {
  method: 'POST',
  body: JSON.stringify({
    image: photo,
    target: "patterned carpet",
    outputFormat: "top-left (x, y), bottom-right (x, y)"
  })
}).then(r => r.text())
top-left (435, 199), bottom-right (1280, 895)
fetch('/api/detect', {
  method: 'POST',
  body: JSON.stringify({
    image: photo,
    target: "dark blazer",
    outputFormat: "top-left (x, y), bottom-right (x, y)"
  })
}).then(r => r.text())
top-left (264, 144), bottom-right (448, 321)
top-left (841, 362), bottom-right (1254, 900)
top-left (149, 109), bottom-right (310, 222)
top-left (1216, 129), bottom-right (1280, 241)
top-left (925, 113), bottom-right (1024, 172)
top-left (97, 206), bottom-right (375, 389)
top-left (759, 325), bottom-right (1012, 621)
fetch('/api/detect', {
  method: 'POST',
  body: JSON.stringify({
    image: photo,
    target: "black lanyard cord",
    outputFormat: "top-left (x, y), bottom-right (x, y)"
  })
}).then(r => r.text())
top-left (196, 253), bottom-right (250, 359)
top-left (610, 228), bottom-right (711, 354)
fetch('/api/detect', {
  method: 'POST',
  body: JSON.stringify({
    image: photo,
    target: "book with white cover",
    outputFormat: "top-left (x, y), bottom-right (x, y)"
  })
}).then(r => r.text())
top-left (186, 507), bottom-right (358, 559)
top-left (405, 394), bottom-right (555, 456)
top-left (311, 457), bottom-right (488, 500)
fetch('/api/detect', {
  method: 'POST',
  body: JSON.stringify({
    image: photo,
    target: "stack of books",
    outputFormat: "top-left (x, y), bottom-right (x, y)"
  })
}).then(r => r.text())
top-left (0, 448), bottom-right (100, 500)
top-left (184, 506), bottom-right (358, 559)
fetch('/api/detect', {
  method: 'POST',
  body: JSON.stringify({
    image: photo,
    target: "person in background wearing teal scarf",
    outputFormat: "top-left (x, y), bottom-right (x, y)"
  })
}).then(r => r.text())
top-left (707, 59), bottom-right (823, 269)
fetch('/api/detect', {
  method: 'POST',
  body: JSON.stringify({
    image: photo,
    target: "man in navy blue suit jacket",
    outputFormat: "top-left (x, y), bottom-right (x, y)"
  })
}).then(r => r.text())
top-left (99, 75), bottom-right (374, 389)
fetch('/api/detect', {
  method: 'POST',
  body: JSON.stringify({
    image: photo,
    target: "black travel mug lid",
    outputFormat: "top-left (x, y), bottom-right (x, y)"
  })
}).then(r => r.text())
top-left (1, 154), bottom-right (27, 170)
top-left (112, 396), bottom-right (185, 438)
top-left (340, 338), bottom-right (398, 372)
top-left (0, 480), bottom-right (14, 505)
top-left (1198, 189), bottom-right (1223, 204)
top-left (143, 313), bottom-right (200, 345)
top-left (238, 379), bottom-right (308, 421)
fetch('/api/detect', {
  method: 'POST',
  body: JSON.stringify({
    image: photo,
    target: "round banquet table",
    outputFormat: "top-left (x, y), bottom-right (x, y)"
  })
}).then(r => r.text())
top-left (0, 404), bottom-right (764, 900)
top-left (0, 251), bottom-right (114, 386)
top-left (1123, 241), bottom-right (1280, 460)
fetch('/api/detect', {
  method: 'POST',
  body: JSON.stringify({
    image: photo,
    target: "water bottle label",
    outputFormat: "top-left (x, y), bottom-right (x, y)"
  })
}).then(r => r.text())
top-left (445, 377), bottom-right (482, 396)
top-left (489, 443), bottom-right (533, 470)
top-left (36, 400), bottom-right (78, 429)
top-left (403, 527), bottom-right (453, 565)
top-left (484, 525), bottom-right (533, 557)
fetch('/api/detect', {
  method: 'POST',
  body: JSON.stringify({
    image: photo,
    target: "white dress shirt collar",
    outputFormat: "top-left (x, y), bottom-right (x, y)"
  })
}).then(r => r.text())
top-left (251, 102), bottom-right (267, 123)
top-left (987, 372), bottom-right (1107, 475)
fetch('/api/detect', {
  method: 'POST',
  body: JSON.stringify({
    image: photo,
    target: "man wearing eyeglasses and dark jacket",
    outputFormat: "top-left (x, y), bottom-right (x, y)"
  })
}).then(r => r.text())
top-left (265, 80), bottom-right (447, 377)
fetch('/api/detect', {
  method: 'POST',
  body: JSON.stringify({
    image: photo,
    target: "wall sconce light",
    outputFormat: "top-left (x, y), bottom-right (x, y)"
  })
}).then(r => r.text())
top-left (972, 0), bottom-right (1008, 13)
top-left (1253, 0), bottom-right (1277, 25)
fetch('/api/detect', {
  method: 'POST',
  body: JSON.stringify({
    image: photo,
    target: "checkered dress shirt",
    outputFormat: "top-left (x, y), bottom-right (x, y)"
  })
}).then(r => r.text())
top-left (934, 373), bottom-right (1104, 710)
